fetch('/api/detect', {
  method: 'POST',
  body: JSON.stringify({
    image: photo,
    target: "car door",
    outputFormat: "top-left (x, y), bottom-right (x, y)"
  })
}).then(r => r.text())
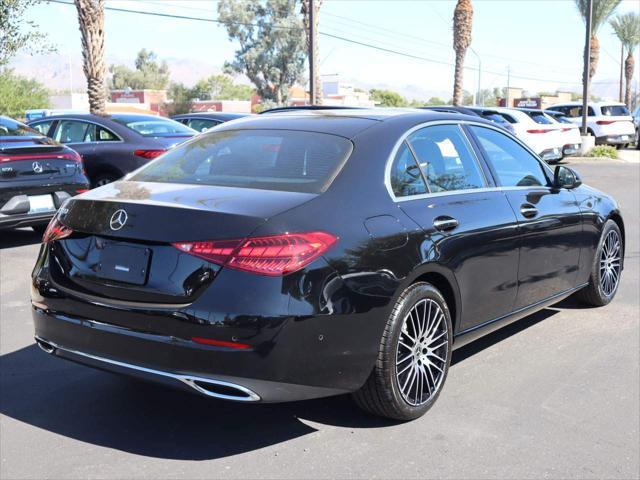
top-left (390, 123), bottom-right (520, 332)
top-left (468, 125), bottom-right (582, 308)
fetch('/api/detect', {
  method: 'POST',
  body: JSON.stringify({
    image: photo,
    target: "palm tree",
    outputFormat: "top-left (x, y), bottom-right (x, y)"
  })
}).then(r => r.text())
top-left (575, 0), bottom-right (622, 83)
top-left (301, 0), bottom-right (322, 105)
top-left (74, 0), bottom-right (107, 115)
top-left (610, 12), bottom-right (640, 107)
top-left (452, 0), bottom-right (473, 106)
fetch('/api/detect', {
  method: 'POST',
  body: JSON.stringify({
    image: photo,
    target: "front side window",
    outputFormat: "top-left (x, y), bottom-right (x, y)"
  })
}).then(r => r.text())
top-left (390, 142), bottom-right (428, 197)
top-left (187, 118), bottom-right (220, 132)
top-left (131, 129), bottom-right (353, 194)
top-left (470, 126), bottom-right (549, 187)
top-left (408, 124), bottom-right (486, 193)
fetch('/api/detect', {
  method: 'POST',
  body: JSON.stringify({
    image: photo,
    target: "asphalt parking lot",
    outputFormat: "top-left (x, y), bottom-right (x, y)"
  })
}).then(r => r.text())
top-left (1, 155), bottom-right (639, 480)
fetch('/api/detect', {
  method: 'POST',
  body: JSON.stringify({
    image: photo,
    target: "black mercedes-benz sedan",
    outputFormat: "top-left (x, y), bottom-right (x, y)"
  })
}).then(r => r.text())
top-left (1, 116), bottom-right (90, 232)
top-left (31, 109), bottom-right (624, 420)
top-left (28, 114), bottom-right (196, 188)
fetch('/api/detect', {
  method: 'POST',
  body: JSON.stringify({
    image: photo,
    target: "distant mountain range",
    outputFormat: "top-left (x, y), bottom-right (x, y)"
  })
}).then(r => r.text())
top-left (8, 53), bottom-right (628, 102)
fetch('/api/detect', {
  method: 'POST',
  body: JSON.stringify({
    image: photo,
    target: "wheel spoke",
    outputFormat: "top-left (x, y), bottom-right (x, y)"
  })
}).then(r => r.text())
top-left (396, 354), bottom-right (412, 365)
top-left (428, 352), bottom-right (445, 364)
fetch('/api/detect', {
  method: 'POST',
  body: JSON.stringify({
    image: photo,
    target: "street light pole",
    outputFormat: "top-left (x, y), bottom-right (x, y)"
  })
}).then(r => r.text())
top-left (469, 47), bottom-right (482, 105)
top-left (581, 0), bottom-right (592, 136)
top-left (309, 0), bottom-right (316, 106)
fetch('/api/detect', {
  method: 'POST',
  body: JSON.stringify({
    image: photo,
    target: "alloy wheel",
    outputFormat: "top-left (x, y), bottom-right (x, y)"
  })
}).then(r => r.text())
top-left (395, 299), bottom-right (448, 406)
top-left (600, 230), bottom-right (622, 297)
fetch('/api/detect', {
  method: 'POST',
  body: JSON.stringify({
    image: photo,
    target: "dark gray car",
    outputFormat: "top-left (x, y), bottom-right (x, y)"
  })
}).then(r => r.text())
top-left (29, 114), bottom-right (196, 187)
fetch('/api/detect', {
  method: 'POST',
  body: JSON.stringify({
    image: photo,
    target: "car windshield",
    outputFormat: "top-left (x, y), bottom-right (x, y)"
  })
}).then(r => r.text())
top-left (131, 129), bottom-right (353, 194)
top-left (113, 115), bottom-right (195, 137)
top-left (601, 105), bottom-right (630, 116)
top-left (526, 112), bottom-right (554, 124)
top-left (0, 117), bottom-right (41, 137)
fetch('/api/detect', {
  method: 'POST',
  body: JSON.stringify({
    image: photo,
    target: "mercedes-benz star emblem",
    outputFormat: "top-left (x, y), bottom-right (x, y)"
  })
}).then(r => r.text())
top-left (109, 209), bottom-right (128, 231)
top-left (32, 161), bottom-right (43, 174)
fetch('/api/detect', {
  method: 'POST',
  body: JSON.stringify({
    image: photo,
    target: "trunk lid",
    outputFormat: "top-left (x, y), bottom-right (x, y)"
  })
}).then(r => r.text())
top-left (49, 180), bottom-right (316, 303)
top-left (0, 139), bottom-right (80, 182)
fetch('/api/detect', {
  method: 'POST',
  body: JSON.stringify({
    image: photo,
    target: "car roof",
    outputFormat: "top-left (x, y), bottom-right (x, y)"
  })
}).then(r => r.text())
top-left (172, 112), bottom-right (249, 120)
top-left (551, 101), bottom-right (626, 107)
top-left (516, 108), bottom-right (548, 114)
top-left (28, 113), bottom-right (165, 122)
top-left (211, 108), bottom-right (494, 139)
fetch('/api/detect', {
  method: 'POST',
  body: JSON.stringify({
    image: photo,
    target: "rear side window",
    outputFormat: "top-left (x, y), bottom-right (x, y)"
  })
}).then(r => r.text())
top-left (54, 120), bottom-right (95, 143)
top-left (601, 105), bottom-right (630, 116)
top-left (471, 126), bottom-right (548, 187)
top-left (113, 115), bottom-right (194, 137)
top-left (131, 129), bottom-right (353, 194)
top-left (30, 120), bottom-right (54, 136)
top-left (390, 142), bottom-right (428, 197)
top-left (526, 112), bottom-right (554, 124)
top-left (565, 106), bottom-right (595, 117)
top-left (187, 118), bottom-right (220, 132)
top-left (408, 124), bottom-right (486, 193)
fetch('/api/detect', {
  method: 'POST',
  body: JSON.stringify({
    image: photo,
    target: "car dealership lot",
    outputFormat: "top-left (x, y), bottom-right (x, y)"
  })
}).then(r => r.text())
top-left (1, 156), bottom-right (638, 479)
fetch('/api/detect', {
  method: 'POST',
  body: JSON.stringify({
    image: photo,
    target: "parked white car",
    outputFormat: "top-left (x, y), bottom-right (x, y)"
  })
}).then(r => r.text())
top-left (533, 109), bottom-right (583, 157)
top-left (492, 107), bottom-right (564, 162)
top-left (548, 101), bottom-right (635, 148)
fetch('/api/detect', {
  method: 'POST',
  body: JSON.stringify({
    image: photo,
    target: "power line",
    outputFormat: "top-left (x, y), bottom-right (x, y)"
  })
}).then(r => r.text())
top-left (50, 0), bottom-right (618, 87)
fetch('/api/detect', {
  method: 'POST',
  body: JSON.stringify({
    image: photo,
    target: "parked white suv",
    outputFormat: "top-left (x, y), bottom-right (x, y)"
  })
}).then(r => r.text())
top-left (492, 107), bottom-right (564, 162)
top-left (549, 101), bottom-right (635, 147)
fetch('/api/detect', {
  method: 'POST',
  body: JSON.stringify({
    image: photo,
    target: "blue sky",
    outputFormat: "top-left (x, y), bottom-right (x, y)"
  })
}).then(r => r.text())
top-left (21, 0), bottom-right (640, 99)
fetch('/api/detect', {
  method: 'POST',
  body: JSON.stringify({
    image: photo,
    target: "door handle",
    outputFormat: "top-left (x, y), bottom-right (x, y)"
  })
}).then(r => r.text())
top-left (433, 216), bottom-right (459, 232)
top-left (520, 204), bottom-right (539, 218)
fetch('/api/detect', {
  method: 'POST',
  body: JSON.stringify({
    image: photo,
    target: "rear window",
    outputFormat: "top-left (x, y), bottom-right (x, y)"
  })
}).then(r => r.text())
top-left (601, 105), bottom-right (630, 116)
top-left (0, 117), bottom-right (40, 137)
top-left (130, 129), bottom-right (353, 194)
top-left (112, 115), bottom-right (195, 137)
top-left (481, 113), bottom-right (508, 124)
top-left (526, 112), bottom-right (554, 124)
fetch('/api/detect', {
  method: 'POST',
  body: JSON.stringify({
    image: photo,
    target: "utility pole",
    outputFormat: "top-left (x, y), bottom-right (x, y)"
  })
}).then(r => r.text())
top-left (309, 0), bottom-right (316, 105)
top-left (505, 65), bottom-right (510, 107)
top-left (581, 0), bottom-right (592, 136)
top-left (619, 42), bottom-right (624, 102)
top-left (469, 47), bottom-right (482, 106)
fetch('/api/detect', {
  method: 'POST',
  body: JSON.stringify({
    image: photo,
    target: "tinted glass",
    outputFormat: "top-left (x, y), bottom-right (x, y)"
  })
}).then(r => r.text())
top-left (0, 117), bottom-right (41, 136)
top-left (601, 105), bottom-right (630, 116)
top-left (30, 120), bottom-right (53, 135)
top-left (54, 120), bottom-right (95, 143)
top-left (408, 124), bottom-right (486, 193)
top-left (187, 118), bottom-right (219, 132)
top-left (565, 106), bottom-right (595, 117)
top-left (471, 126), bottom-right (549, 187)
top-left (390, 142), bottom-right (428, 197)
top-left (113, 115), bottom-right (194, 137)
top-left (97, 127), bottom-right (118, 141)
top-left (131, 129), bottom-right (353, 194)
top-left (527, 112), bottom-right (554, 124)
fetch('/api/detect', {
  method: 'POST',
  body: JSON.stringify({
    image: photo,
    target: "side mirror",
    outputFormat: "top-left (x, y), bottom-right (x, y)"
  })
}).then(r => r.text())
top-left (554, 165), bottom-right (582, 189)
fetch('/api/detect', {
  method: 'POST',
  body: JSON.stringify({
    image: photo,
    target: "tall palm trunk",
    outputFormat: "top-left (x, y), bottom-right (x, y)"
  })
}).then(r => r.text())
top-left (452, 0), bottom-right (473, 106)
top-left (624, 52), bottom-right (634, 107)
top-left (74, 0), bottom-right (106, 115)
top-left (301, 0), bottom-right (322, 105)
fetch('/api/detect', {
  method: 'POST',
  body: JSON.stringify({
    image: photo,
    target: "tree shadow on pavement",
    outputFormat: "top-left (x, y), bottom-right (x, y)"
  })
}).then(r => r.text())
top-left (0, 307), bottom-right (558, 460)
top-left (0, 228), bottom-right (42, 249)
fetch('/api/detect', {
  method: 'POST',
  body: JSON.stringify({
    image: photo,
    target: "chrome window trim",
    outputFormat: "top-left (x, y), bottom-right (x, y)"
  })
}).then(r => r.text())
top-left (51, 118), bottom-right (124, 144)
top-left (384, 119), bottom-right (554, 203)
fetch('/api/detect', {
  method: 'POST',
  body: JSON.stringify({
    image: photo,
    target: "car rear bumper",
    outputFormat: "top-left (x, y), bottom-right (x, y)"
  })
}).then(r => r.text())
top-left (32, 307), bottom-right (352, 402)
top-left (596, 134), bottom-right (633, 145)
top-left (539, 147), bottom-right (563, 162)
top-left (562, 143), bottom-right (582, 156)
top-left (0, 211), bottom-right (54, 229)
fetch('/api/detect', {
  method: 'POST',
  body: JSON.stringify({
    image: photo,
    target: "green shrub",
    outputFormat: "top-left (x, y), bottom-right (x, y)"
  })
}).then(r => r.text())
top-left (586, 145), bottom-right (618, 159)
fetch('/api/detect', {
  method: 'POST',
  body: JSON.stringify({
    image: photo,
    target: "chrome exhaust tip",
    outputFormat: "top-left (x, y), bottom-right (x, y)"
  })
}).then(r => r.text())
top-left (35, 337), bottom-right (55, 354)
top-left (180, 376), bottom-right (261, 402)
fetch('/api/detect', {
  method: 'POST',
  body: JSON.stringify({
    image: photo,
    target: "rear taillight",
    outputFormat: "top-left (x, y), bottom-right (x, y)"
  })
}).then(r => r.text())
top-left (42, 216), bottom-right (73, 243)
top-left (561, 128), bottom-right (572, 132)
top-left (596, 120), bottom-right (616, 125)
top-left (134, 149), bottom-right (166, 159)
top-left (0, 152), bottom-right (82, 163)
top-left (526, 129), bottom-right (552, 134)
top-left (173, 231), bottom-right (338, 276)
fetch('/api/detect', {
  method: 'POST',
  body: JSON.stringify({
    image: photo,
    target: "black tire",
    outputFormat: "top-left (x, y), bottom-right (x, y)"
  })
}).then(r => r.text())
top-left (575, 220), bottom-right (623, 306)
top-left (352, 282), bottom-right (453, 421)
top-left (92, 173), bottom-right (119, 188)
